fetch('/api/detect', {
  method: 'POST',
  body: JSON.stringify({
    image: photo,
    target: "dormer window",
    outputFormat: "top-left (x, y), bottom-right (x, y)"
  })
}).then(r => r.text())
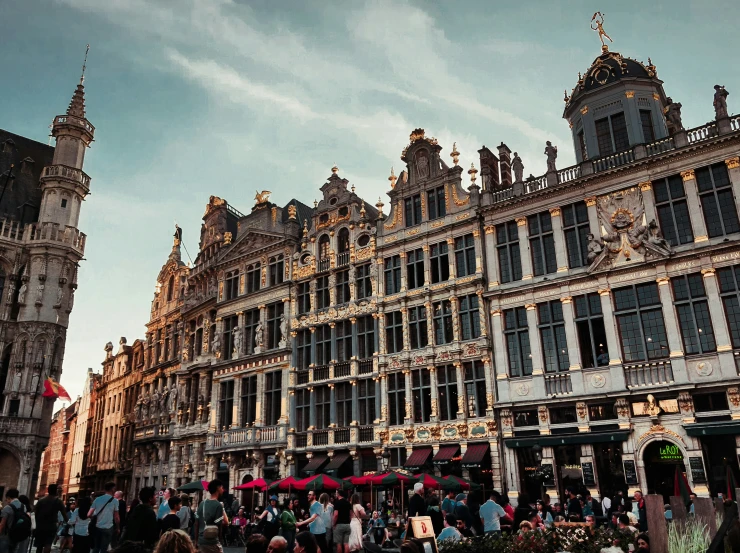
top-left (329, 197), bottom-right (338, 206)
top-left (595, 112), bottom-right (629, 157)
top-left (318, 234), bottom-right (330, 260)
top-left (319, 213), bottom-right (329, 225)
top-left (640, 110), bottom-right (656, 143)
top-left (357, 234), bottom-right (370, 248)
top-left (337, 228), bottom-right (350, 253)
top-left (2, 139), bottom-right (15, 154)
top-left (338, 206), bottom-right (348, 217)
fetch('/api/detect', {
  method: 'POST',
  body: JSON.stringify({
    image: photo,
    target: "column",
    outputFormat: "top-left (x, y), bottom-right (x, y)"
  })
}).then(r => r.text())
top-left (329, 384), bottom-right (336, 425)
top-left (477, 291), bottom-right (488, 337)
top-left (490, 309), bottom-right (510, 402)
top-left (701, 268), bottom-right (735, 376)
top-left (350, 317), bottom-right (359, 362)
top-left (656, 276), bottom-right (689, 383)
top-left (680, 169), bottom-right (709, 243)
top-left (310, 326), bottom-right (317, 366)
top-left (309, 387), bottom-right (316, 429)
top-left (428, 366), bottom-right (439, 422)
top-left (373, 259), bottom-right (383, 297)
top-left (726, 157), bottom-right (740, 222)
top-left (560, 296), bottom-right (584, 394)
top-left (450, 296), bottom-right (460, 342)
top-left (482, 356), bottom-right (494, 415)
top-left (289, 390), bottom-right (296, 429)
top-left (639, 181), bottom-right (657, 224)
top-left (351, 381), bottom-right (359, 424)
top-left (232, 377), bottom-right (242, 428)
top-left (399, 251), bottom-right (407, 292)
top-left (400, 307), bottom-right (410, 351)
top-left (255, 370), bottom-right (265, 426)
top-left (256, 306), bottom-right (267, 354)
top-left (584, 196), bottom-right (600, 239)
top-left (598, 289), bottom-right (627, 390)
top-left (291, 331), bottom-right (298, 364)
top-left (422, 244), bottom-right (431, 285)
top-left (404, 370), bottom-right (413, 423)
top-left (454, 362), bottom-right (465, 419)
top-left (280, 366), bottom-right (290, 425)
top-left (329, 322), bottom-right (337, 364)
top-left (378, 375), bottom-right (386, 422)
top-left (525, 304), bottom-right (543, 375)
top-left (425, 301), bottom-right (435, 345)
top-left (373, 313), bottom-right (381, 354)
top-left (549, 208), bottom-right (568, 274)
top-left (484, 225), bottom-right (499, 288)
top-left (516, 217), bottom-right (533, 280)
top-left (446, 238), bottom-right (456, 279)
top-left (473, 229), bottom-right (483, 274)
top-left (209, 383), bottom-right (219, 432)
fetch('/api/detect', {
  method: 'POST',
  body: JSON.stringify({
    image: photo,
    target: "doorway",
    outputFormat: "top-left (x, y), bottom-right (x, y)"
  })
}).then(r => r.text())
top-left (642, 440), bottom-right (685, 501)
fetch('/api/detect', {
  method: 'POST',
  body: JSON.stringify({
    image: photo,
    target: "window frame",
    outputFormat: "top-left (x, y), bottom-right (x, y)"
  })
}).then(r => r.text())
top-left (355, 263), bottom-right (373, 300)
top-left (504, 306), bottom-right (532, 377)
top-left (269, 255), bottom-right (284, 286)
top-left (316, 275), bottom-right (330, 309)
top-left (653, 175), bottom-right (694, 246)
top-left (246, 263), bottom-right (261, 293)
top-left (436, 365), bottom-right (458, 422)
top-left (613, 282), bottom-right (670, 362)
top-left (718, 265), bottom-right (740, 349)
top-left (573, 293), bottom-right (609, 369)
top-left (497, 221), bottom-right (522, 283)
top-left (696, 163), bottom-right (740, 238)
top-left (406, 248), bottom-right (425, 290)
top-left (463, 360), bottom-right (487, 418)
top-left (672, 274), bottom-right (716, 355)
top-left (240, 375), bottom-right (257, 426)
top-left (384, 255), bottom-right (402, 295)
top-left (433, 300), bottom-right (453, 345)
top-left (408, 305), bottom-right (429, 350)
top-left (427, 186), bottom-right (446, 221)
top-left (429, 242), bottom-right (450, 284)
top-left (387, 372), bottom-right (406, 426)
top-left (404, 194), bottom-right (422, 227)
top-left (411, 369), bottom-right (432, 423)
top-left (528, 211), bottom-right (557, 277)
top-left (459, 294), bottom-right (481, 341)
top-left (537, 300), bottom-right (570, 373)
top-left (357, 315), bottom-right (375, 359)
top-left (385, 311), bottom-right (404, 354)
top-left (455, 234), bottom-right (476, 277)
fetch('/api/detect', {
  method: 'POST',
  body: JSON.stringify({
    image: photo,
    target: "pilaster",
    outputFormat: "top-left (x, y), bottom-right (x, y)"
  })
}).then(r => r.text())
top-left (560, 297), bottom-right (584, 394)
top-left (656, 277), bottom-right (688, 383)
top-left (490, 309), bottom-right (510, 402)
top-left (584, 197), bottom-right (600, 239)
top-left (549, 208), bottom-right (568, 274)
top-left (725, 157), bottom-right (740, 224)
top-left (516, 217), bottom-right (533, 280)
top-left (639, 181), bottom-right (657, 225)
top-left (680, 170), bottom-right (709, 243)
top-left (701, 268), bottom-right (736, 377)
top-left (484, 225), bottom-right (499, 288)
top-left (598, 289), bottom-right (627, 391)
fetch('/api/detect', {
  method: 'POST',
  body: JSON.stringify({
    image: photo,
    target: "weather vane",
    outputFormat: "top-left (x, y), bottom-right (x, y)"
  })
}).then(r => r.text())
top-left (80, 44), bottom-right (90, 84)
top-left (591, 12), bottom-right (612, 53)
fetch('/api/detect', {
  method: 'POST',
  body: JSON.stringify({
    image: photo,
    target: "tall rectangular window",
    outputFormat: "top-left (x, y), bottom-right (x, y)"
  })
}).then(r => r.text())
top-left (243, 309), bottom-right (260, 355)
top-left (497, 221), bottom-right (522, 283)
top-left (222, 315), bottom-right (238, 360)
top-left (296, 329), bottom-right (311, 370)
top-left (672, 274), bottom-right (716, 355)
top-left (595, 112), bottom-right (629, 157)
top-left (384, 256), bottom-right (401, 295)
top-left (297, 282), bottom-right (311, 315)
top-left (408, 305), bottom-right (429, 350)
top-left (427, 186), bottom-right (446, 220)
top-left (357, 316), bottom-right (375, 359)
top-left (336, 269), bottom-right (350, 304)
top-left (538, 300), bottom-right (569, 373)
top-left (614, 282), bottom-right (669, 362)
top-left (455, 234), bottom-right (476, 277)
top-left (295, 389), bottom-right (310, 432)
top-left (504, 306), bottom-right (532, 377)
top-left (387, 372), bottom-right (405, 426)
top-left (459, 294), bottom-right (481, 341)
top-left (356, 263), bottom-right (373, 300)
top-left (529, 211), bottom-right (557, 276)
top-left (336, 319), bottom-right (353, 362)
top-left (463, 360), bottom-right (487, 418)
top-left (433, 300), bottom-right (453, 345)
top-left (718, 265), bottom-right (740, 349)
top-left (240, 375), bottom-right (257, 426)
top-left (225, 271), bottom-right (239, 300)
top-left (653, 175), bottom-right (694, 245)
top-left (315, 324), bottom-right (331, 366)
top-left (269, 255), bottom-right (284, 286)
top-left (219, 380), bottom-right (234, 430)
top-left (640, 110), bottom-right (655, 143)
top-left (266, 301), bottom-right (284, 350)
top-left (315, 386), bottom-right (331, 429)
top-left (411, 369), bottom-right (432, 423)
top-left (562, 201), bottom-right (591, 268)
top-left (357, 379), bottom-right (376, 425)
top-left (404, 194), bottom-right (422, 227)
top-left (246, 263), bottom-right (261, 293)
top-left (574, 293), bottom-right (609, 368)
top-left (336, 382), bottom-right (353, 427)
top-left (429, 242), bottom-right (450, 284)
top-left (385, 311), bottom-right (404, 354)
top-left (264, 371), bottom-right (282, 425)
top-left (696, 163), bottom-right (740, 238)
top-left (406, 248), bottom-right (425, 289)
top-left (436, 365), bottom-right (458, 421)
top-left (316, 276), bottom-right (330, 309)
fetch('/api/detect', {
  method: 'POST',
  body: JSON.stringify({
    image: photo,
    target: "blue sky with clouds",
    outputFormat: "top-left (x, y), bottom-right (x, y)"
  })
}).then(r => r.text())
top-left (1, 0), bottom-right (738, 400)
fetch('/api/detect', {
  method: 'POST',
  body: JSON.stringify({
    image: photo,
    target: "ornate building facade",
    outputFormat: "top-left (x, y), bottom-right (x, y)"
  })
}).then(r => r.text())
top-left (0, 72), bottom-right (93, 495)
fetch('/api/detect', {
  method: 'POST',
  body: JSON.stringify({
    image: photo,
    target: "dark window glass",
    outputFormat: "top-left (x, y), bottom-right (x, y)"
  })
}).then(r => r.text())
top-left (614, 283), bottom-right (669, 362)
top-left (357, 315), bottom-right (375, 359)
top-left (497, 221), bottom-right (522, 283)
top-left (693, 392), bottom-right (729, 413)
top-left (463, 360), bottom-right (487, 418)
top-left (315, 385), bottom-right (331, 429)
top-left (406, 248), bottom-right (425, 290)
top-left (455, 234), bottom-right (476, 277)
top-left (538, 300), bottom-right (569, 372)
top-left (225, 271), bottom-right (239, 300)
top-left (562, 201), bottom-right (591, 268)
top-left (430, 242), bottom-right (450, 284)
top-left (385, 311), bottom-right (404, 354)
top-left (336, 319), bottom-right (353, 362)
top-left (404, 194), bottom-right (422, 227)
top-left (336, 269), bottom-right (350, 304)
top-left (653, 175), bottom-right (694, 246)
top-left (408, 305), bottom-right (429, 350)
top-left (296, 329), bottom-right (311, 370)
top-left (436, 365), bottom-right (458, 422)
top-left (459, 294), bottom-right (481, 341)
top-left (219, 380), bottom-right (234, 430)
top-left (384, 256), bottom-right (402, 295)
top-left (717, 266), bottom-right (740, 348)
top-left (356, 264), bottom-right (373, 300)
top-left (549, 406), bottom-right (577, 424)
top-left (269, 256), bottom-right (284, 286)
top-left (264, 371), bottom-right (282, 425)
top-left (240, 375), bottom-right (257, 426)
top-left (222, 315), bottom-right (238, 361)
top-left (387, 372), bottom-right (405, 426)
top-left (316, 276), bottom-right (330, 309)
top-left (529, 211), bottom-right (557, 276)
top-left (336, 382), bottom-right (352, 427)
top-left (318, 235), bottom-right (330, 264)
top-left (640, 110), bottom-right (655, 143)
top-left (266, 302), bottom-right (284, 350)
top-left (696, 163), bottom-right (740, 238)
top-left (595, 112), bottom-right (629, 157)
top-left (504, 306), bottom-right (532, 377)
top-left (411, 369), bottom-right (432, 423)
top-left (246, 263), bottom-right (261, 293)
top-left (357, 378), bottom-right (376, 425)
top-left (578, 130), bottom-right (587, 160)
top-left (589, 402), bottom-right (617, 421)
top-left (297, 282), bottom-right (311, 315)
top-left (672, 274), bottom-right (716, 355)
top-left (315, 324), bottom-right (331, 366)
top-left (433, 300), bottom-right (453, 345)
top-left (574, 293), bottom-right (609, 368)
top-left (513, 409), bottom-right (538, 427)
top-left (295, 389), bottom-right (310, 432)
top-left (427, 186), bottom-right (446, 220)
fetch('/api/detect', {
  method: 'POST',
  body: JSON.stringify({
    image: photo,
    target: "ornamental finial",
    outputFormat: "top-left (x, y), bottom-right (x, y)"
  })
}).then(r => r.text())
top-left (331, 164), bottom-right (339, 175)
top-left (468, 162), bottom-right (478, 184)
top-left (450, 142), bottom-right (460, 166)
top-left (388, 167), bottom-right (397, 189)
top-left (590, 12), bottom-right (612, 53)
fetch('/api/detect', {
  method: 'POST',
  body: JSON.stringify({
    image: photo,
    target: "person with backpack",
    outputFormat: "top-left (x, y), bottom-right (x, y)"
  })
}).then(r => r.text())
top-left (258, 496), bottom-right (281, 541)
top-left (68, 496), bottom-right (92, 553)
top-left (33, 485), bottom-right (68, 553)
top-left (194, 480), bottom-right (229, 553)
top-left (87, 483), bottom-right (119, 553)
top-left (0, 489), bottom-right (32, 553)
top-left (17, 496), bottom-right (33, 553)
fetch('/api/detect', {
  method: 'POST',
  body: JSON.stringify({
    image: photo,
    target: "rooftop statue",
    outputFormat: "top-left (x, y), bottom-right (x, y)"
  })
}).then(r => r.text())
top-left (591, 12), bottom-right (613, 52)
top-left (664, 97), bottom-right (684, 135)
top-left (545, 141), bottom-right (558, 173)
top-left (511, 153), bottom-right (524, 183)
top-left (714, 85), bottom-right (729, 120)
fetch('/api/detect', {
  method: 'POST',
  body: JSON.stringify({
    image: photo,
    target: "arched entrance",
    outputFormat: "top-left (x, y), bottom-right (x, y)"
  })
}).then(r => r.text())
top-left (0, 447), bottom-right (21, 498)
top-left (643, 440), bottom-right (685, 501)
top-left (240, 474), bottom-right (254, 508)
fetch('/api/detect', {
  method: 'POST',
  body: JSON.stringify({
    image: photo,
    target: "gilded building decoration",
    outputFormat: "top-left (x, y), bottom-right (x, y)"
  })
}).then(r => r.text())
top-left (538, 406), bottom-right (548, 423)
top-left (384, 202), bottom-right (402, 230)
top-left (726, 157), bottom-right (740, 170)
top-left (637, 424), bottom-right (685, 446)
top-left (728, 388), bottom-right (740, 408)
top-left (451, 184), bottom-right (470, 207)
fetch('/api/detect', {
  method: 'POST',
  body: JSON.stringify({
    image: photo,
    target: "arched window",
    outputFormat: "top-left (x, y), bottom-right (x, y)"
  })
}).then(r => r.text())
top-left (246, 263), bottom-right (261, 293)
top-left (225, 270), bottom-right (240, 300)
top-left (167, 275), bottom-right (175, 301)
top-left (269, 255), bottom-right (284, 286)
top-left (337, 228), bottom-right (350, 253)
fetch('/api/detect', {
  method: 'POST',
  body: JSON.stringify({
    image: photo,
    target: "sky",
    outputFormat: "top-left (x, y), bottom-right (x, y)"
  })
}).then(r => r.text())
top-left (1, 0), bottom-right (739, 402)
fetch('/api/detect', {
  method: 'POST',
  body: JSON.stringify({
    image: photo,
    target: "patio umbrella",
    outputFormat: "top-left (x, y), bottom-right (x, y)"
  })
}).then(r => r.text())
top-left (234, 478), bottom-right (270, 490)
top-left (369, 472), bottom-right (418, 515)
top-left (268, 476), bottom-right (301, 493)
top-left (726, 465), bottom-right (738, 500)
top-left (294, 474), bottom-right (353, 491)
top-left (177, 479), bottom-right (209, 492)
top-left (413, 473), bottom-right (457, 491)
top-left (442, 475), bottom-right (481, 491)
top-left (344, 475), bottom-right (374, 511)
top-left (673, 466), bottom-right (692, 507)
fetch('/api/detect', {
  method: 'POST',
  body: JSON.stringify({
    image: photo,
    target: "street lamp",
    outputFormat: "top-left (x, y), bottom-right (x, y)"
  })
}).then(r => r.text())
top-left (532, 444), bottom-right (542, 464)
top-left (381, 449), bottom-right (391, 471)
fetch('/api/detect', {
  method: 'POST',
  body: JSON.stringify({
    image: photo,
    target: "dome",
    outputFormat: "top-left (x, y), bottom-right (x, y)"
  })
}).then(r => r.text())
top-left (564, 50), bottom-right (658, 112)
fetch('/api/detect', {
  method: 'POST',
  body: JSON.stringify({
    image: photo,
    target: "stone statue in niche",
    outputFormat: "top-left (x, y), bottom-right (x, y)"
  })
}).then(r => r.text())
top-left (135, 395), bottom-right (143, 421)
top-left (232, 325), bottom-right (243, 357)
top-left (18, 283), bottom-right (27, 305)
top-left (647, 219), bottom-right (670, 251)
top-left (159, 386), bottom-right (168, 413)
top-left (55, 287), bottom-right (63, 307)
top-left (545, 141), bottom-right (558, 172)
top-left (35, 283), bottom-right (44, 305)
top-left (211, 331), bottom-right (222, 357)
top-left (664, 97), bottom-right (684, 134)
top-left (254, 321), bottom-right (264, 353)
top-left (511, 153), bottom-right (524, 183)
top-left (169, 383), bottom-right (178, 412)
top-left (151, 388), bottom-right (160, 415)
top-left (714, 85), bottom-right (729, 119)
top-left (415, 150), bottom-right (430, 180)
top-left (142, 394), bottom-right (150, 419)
top-left (278, 313), bottom-right (288, 349)
top-left (30, 369), bottom-right (40, 394)
top-left (586, 234), bottom-right (604, 264)
top-left (11, 368), bottom-right (21, 392)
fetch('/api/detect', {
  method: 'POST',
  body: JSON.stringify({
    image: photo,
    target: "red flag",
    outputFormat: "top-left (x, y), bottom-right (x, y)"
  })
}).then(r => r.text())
top-left (42, 377), bottom-right (71, 402)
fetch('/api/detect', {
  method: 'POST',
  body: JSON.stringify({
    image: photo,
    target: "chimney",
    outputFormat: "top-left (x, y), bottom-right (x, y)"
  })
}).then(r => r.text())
top-left (497, 143), bottom-right (513, 188)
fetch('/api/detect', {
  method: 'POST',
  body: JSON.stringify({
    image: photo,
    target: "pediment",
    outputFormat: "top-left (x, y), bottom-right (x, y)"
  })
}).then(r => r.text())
top-left (220, 230), bottom-right (286, 263)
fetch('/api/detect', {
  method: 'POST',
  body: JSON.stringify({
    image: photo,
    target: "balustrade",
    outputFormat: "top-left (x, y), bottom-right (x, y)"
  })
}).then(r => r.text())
top-left (592, 149), bottom-right (635, 172)
top-left (544, 373), bottom-right (573, 396)
top-left (645, 137), bottom-right (675, 157)
top-left (556, 165), bottom-right (581, 184)
top-left (358, 359), bottom-right (374, 375)
top-left (359, 426), bottom-right (374, 443)
top-left (336, 251), bottom-right (350, 267)
top-left (624, 360), bottom-right (674, 388)
top-left (334, 362), bottom-right (351, 378)
top-left (334, 427), bottom-right (350, 444)
top-left (687, 122), bottom-right (718, 144)
top-left (313, 429), bottom-right (329, 446)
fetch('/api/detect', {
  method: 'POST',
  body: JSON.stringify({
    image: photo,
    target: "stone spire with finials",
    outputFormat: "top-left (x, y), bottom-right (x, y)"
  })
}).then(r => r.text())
top-left (67, 44), bottom-right (89, 119)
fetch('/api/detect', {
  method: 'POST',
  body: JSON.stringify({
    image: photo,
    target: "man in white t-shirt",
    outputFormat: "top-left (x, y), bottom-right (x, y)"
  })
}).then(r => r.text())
top-left (479, 491), bottom-right (509, 534)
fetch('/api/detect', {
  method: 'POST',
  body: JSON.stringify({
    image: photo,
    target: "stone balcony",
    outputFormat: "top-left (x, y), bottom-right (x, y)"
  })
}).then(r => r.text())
top-left (41, 164), bottom-right (91, 190)
top-left (209, 425), bottom-right (285, 451)
top-left (290, 425), bottom-right (376, 451)
top-left (0, 218), bottom-right (86, 255)
top-left (294, 358), bottom-right (375, 387)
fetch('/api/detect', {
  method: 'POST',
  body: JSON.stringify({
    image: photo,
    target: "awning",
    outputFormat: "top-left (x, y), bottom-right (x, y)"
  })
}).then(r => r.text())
top-left (324, 453), bottom-right (351, 471)
top-left (404, 448), bottom-right (432, 469)
top-left (461, 443), bottom-right (490, 468)
top-left (302, 455), bottom-right (328, 473)
top-left (432, 446), bottom-right (459, 466)
top-left (504, 430), bottom-right (630, 449)
top-left (684, 421), bottom-right (740, 437)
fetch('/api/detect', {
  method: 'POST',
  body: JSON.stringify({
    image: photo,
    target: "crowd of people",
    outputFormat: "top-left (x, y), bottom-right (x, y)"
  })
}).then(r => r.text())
top-left (0, 480), bottom-right (727, 553)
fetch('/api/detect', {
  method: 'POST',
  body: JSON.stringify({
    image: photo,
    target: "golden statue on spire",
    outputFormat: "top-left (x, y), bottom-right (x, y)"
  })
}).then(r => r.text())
top-left (591, 12), bottom-right (612, 53)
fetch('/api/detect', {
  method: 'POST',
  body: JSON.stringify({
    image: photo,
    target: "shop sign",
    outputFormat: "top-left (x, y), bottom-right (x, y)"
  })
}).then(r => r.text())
top-left (623, 460), bottom-right (638, 485)
top-left (540, 464), bottom-right (555, 486)
top-left (689, 457), bottom-right (707, 483)
top-left (582, 462), bottom-right (596, 487)
top-left (659, 444), bottom-right (683, 461)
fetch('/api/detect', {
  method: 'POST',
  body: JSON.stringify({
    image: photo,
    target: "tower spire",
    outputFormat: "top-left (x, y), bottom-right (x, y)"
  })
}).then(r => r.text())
top-left (67, 44), bottom-right (89, 119)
